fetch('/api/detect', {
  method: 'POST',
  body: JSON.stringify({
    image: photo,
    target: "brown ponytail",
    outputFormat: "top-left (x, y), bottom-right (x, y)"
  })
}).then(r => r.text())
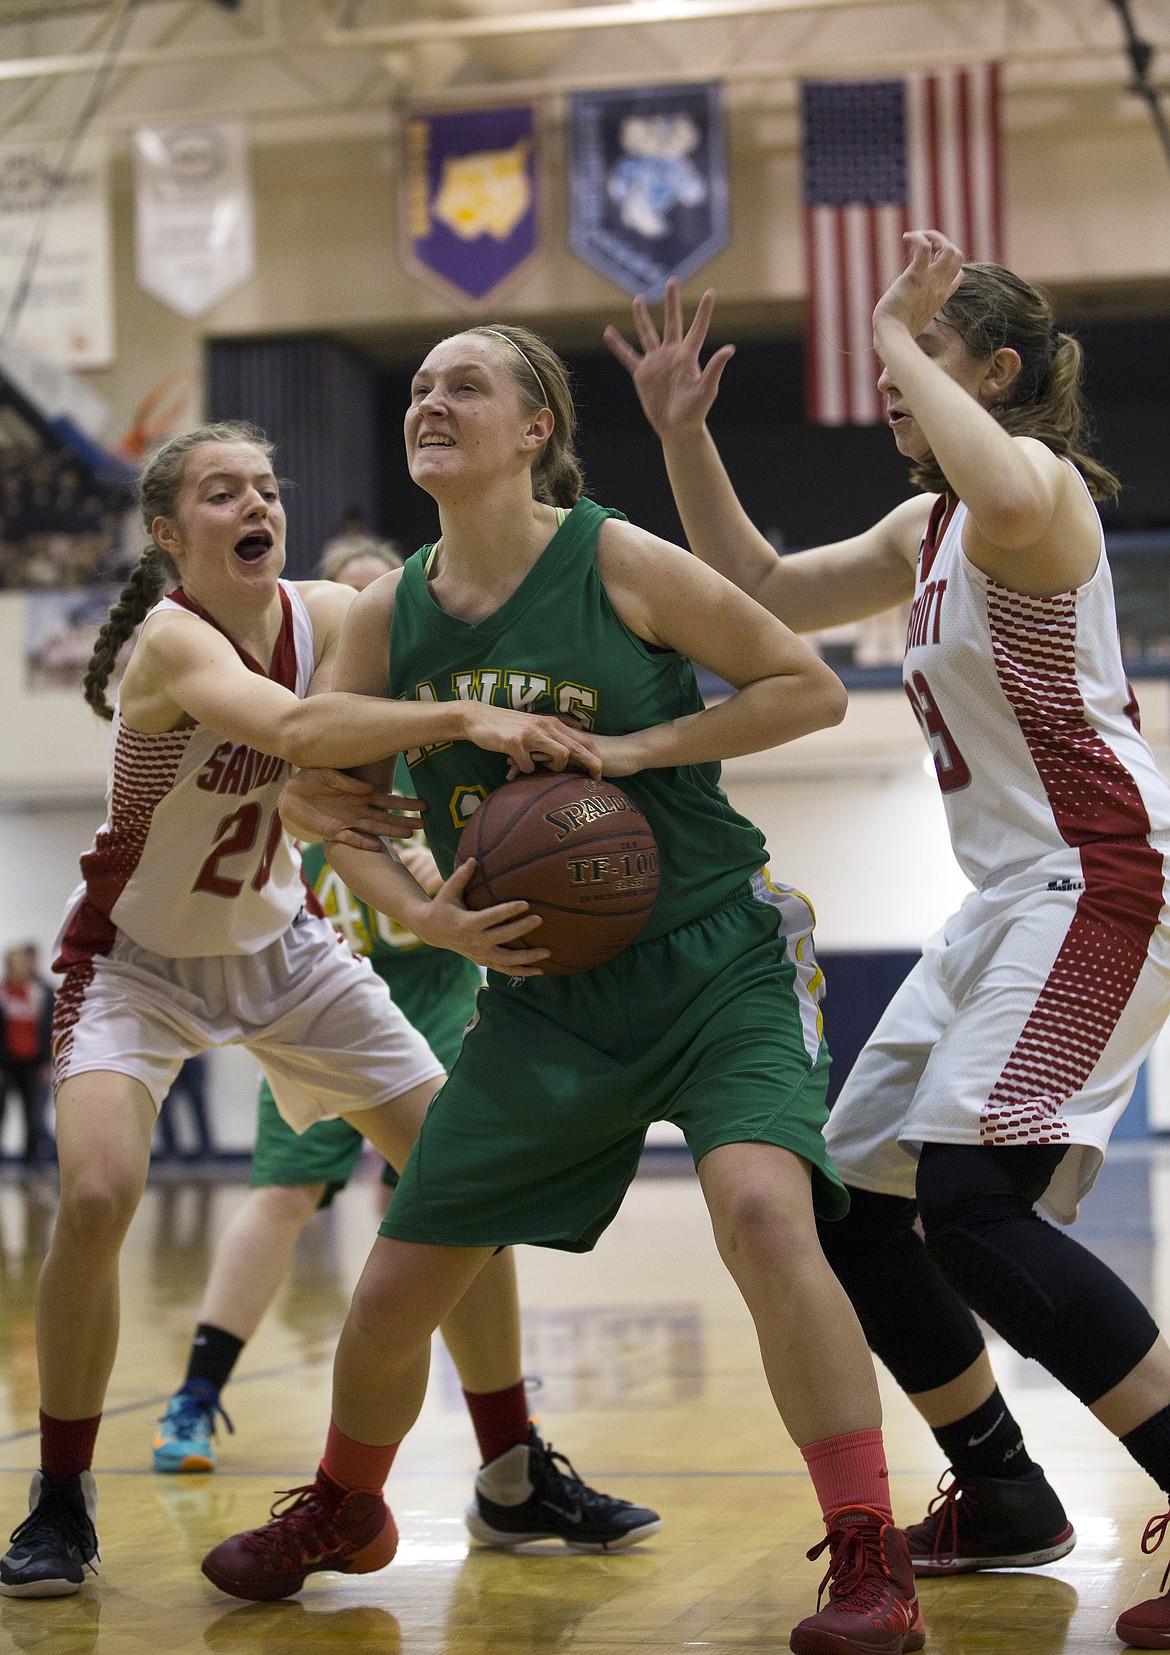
top-left (82, 420), bottom-right (275, 720)
top-left (467, 324), bottom-right (585, 507)
top-left (911, 262), bottom-right (1121, 502)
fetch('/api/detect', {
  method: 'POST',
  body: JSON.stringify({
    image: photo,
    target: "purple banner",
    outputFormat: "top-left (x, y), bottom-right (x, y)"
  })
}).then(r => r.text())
top-left (569, 83), bottom-right (729, 300)
top-left (402, 106), bottom-right (539, 309)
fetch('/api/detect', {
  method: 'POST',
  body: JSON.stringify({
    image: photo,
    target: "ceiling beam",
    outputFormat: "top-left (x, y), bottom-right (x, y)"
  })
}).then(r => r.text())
top-left (0, 0), bottom-right (1158, 118)
top-left (323, 0), bottom-right (996, 50)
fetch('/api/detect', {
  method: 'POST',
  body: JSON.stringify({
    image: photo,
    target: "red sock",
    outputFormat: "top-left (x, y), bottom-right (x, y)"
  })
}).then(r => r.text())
top-left (321, 1420), bottom-right (398, 1496)
top-left (801, 1428), bottom-right (893, 1523)
top-left (40, 1410), bottom-right (101, 1481)
top-left (462, 1380), bottom-right (530, 1465)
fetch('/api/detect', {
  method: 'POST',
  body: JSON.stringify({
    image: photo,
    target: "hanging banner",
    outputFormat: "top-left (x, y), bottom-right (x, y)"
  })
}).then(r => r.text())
top-left (402, 106), bottom-right (539, 309)
top-left (0, 137), bottom-right (112, 369)
top-left (133, 120), bottom-right (255, 319)
top-left (569, 83), bottom-right (729, 300)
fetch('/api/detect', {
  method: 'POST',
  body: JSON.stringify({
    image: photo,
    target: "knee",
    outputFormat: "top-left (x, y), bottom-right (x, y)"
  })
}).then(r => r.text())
top-left (817, 1187), bottom-right (919, 1270)
top-left (915, 1158), bottom-right (1056, 1346)
top-left (250, 1183), bottom-right (323, 1229)
top-left (346, 1266), bottom-right (411, 1348)
top-left (56, 1170), bottom-right (141, 1253)
top-left (714, 1186), bottom-right (816, 1276)
top-left (916, 1180), bottom-right (1005, 1275)
top-left (915, 1149), bottom-right (1014, 1249)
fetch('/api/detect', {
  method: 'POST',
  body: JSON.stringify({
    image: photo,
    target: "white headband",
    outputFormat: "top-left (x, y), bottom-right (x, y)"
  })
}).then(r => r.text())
top-left (481, 329), bottom-right (550, 409)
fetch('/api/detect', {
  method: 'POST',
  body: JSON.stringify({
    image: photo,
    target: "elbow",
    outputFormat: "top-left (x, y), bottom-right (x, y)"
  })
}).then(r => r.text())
top-left (770, 662), bottom-right (847, 741)
top-left (973, 489), bottom-right (1054, 551)
top-left (817, 668), bottom-right (849, 730)
top-left (798, 657), bottom-right (847, 731)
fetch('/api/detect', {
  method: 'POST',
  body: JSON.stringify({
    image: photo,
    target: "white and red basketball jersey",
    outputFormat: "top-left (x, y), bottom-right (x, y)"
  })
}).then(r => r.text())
top-left (58, 581), bottom-right (315, 964)
top-left (903, 480), bottom-right (1170, 888)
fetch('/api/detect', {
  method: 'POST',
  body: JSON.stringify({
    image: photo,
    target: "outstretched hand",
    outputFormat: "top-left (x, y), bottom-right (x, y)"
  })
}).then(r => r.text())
top-left (603, 278), bottom-right (735, 440)
top-left (874, 230), bottom-right (966, 346)
top-left (279, 768), bottom-right (425, 849)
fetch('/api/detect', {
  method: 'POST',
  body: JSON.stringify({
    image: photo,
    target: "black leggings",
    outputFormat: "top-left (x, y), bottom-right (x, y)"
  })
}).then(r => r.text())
top-left (817, 1142), bottom-right (1159, 1407)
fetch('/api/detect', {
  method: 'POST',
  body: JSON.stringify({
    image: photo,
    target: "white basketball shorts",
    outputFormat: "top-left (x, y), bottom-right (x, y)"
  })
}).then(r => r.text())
top-left (824, 841), bottom-right (1170, 1224)
top-left (52, 907), bottom-right (446, 1132)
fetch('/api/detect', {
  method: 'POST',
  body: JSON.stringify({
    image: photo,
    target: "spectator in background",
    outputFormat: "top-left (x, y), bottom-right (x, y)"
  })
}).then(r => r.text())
top-left (0, 944), bottom-right (54, 1164)
top-left (319, 536), bottom-right (402, 591)
top-left (0, 451), bottom-right (127, 591)
top-left (319, 504), bottom-right (372, 559)
top-left (319, 507), bottom-right (402, 589)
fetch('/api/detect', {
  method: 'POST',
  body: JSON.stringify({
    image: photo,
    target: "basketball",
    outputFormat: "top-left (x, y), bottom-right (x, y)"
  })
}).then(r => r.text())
top-left (455, 772), bottom-right (660, 975)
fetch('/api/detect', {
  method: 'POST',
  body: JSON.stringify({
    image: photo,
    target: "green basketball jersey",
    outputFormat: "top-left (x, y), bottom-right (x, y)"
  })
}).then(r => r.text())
top-left (388, 497), bottom-right (767, 943)
top-left (301, 838), bottom-right (424, 970)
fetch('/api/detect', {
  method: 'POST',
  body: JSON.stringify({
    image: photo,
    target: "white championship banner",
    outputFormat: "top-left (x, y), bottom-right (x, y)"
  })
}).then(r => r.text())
top-left (0, 136), bottom-right (112, 370)
top-left (134, 120), bottom-right (255, 319)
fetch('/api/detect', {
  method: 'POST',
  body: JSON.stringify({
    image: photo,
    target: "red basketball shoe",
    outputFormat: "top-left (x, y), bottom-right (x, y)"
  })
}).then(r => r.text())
top-left (790, 1505), bottom-right (924, 1655)
top-left (1116, 1510), bottom-right (1170, 1649)
top-left (201, 1468), bottom-right (397, 1602)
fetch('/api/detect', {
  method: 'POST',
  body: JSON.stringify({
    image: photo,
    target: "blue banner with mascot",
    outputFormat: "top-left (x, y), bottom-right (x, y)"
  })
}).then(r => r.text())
top-left (569, 83), bottom-right (729, 299)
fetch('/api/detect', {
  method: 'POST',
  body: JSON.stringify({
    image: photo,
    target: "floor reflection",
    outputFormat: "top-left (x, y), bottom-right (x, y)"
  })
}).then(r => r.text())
top-left (1, 1147), bottom-right (1169, 1652)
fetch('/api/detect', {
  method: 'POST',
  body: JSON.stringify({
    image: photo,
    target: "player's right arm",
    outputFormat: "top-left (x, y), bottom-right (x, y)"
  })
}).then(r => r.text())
top-left (120, 576), bottom-right (601, 776)
top-left (605, 279), bottom-right (925, 630)
top-left (324, 574), bottom-right (601, 776)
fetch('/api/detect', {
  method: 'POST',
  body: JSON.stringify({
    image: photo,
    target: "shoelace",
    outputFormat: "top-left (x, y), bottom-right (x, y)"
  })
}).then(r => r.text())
top-left (920, 1469), bottom-right (976, 1568)
top-left (806, 1520), bottom-right (894, 1614)
top-left (534, 1439), bottom-right (623, 1513)
top-left (7, 1478), bottom-right (98, 1571)
top-left (1140, 1508), bottom-right (1170, 1594)
top-left (239, 1485), bottom-right (332, 1566)
top-left (162, 1391), bottom-right (234, 1441)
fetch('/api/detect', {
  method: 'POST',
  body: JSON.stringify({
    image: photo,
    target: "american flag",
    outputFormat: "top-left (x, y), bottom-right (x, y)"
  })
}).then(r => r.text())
top-left (802, 66), bottom-right (1003, 426)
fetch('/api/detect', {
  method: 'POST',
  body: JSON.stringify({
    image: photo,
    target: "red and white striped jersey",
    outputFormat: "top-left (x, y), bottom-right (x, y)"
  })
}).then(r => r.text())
top-left (903, 480), bottom-right (1170, 888)
top-left (58, 581), bottom-right (315, 964)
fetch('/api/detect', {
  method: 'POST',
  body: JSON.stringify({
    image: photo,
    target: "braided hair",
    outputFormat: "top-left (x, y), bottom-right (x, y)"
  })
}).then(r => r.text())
top-left (83, 421), bottom-right (275, 720)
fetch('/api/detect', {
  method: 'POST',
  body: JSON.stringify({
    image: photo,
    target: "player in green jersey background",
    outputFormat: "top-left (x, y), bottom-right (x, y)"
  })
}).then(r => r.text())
top-left (204, 321), bottom-right (921, 1654)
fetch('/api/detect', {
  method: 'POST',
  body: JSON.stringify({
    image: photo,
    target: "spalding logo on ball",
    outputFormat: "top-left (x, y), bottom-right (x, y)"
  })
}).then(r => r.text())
top-left (455, 772), bottom-right (660, 975)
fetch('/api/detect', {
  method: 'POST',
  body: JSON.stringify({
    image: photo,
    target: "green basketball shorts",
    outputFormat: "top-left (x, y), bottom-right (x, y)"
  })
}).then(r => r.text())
top-left (382, 874), bottom-right (847, 1252)
top-left (250, 952), bottom-right (481, 1206)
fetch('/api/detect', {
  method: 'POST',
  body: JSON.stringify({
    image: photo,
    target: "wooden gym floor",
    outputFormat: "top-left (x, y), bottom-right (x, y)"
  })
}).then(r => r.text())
top-left (0, 1148), bottom-right (1165, 1654)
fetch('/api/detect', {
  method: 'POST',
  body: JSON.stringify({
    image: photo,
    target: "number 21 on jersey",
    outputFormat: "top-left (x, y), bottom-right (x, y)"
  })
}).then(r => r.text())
top-left (193, 803), bottom-right (283, 898)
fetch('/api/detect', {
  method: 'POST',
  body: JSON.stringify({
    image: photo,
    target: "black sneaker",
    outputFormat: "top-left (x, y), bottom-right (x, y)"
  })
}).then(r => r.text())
top-left (904, 1465), bottom-right (1075, 1576)
top-left (464, 1425), bottom-right (661, 1553)
top-left (0, 1469), bottom-right (100, 1597)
